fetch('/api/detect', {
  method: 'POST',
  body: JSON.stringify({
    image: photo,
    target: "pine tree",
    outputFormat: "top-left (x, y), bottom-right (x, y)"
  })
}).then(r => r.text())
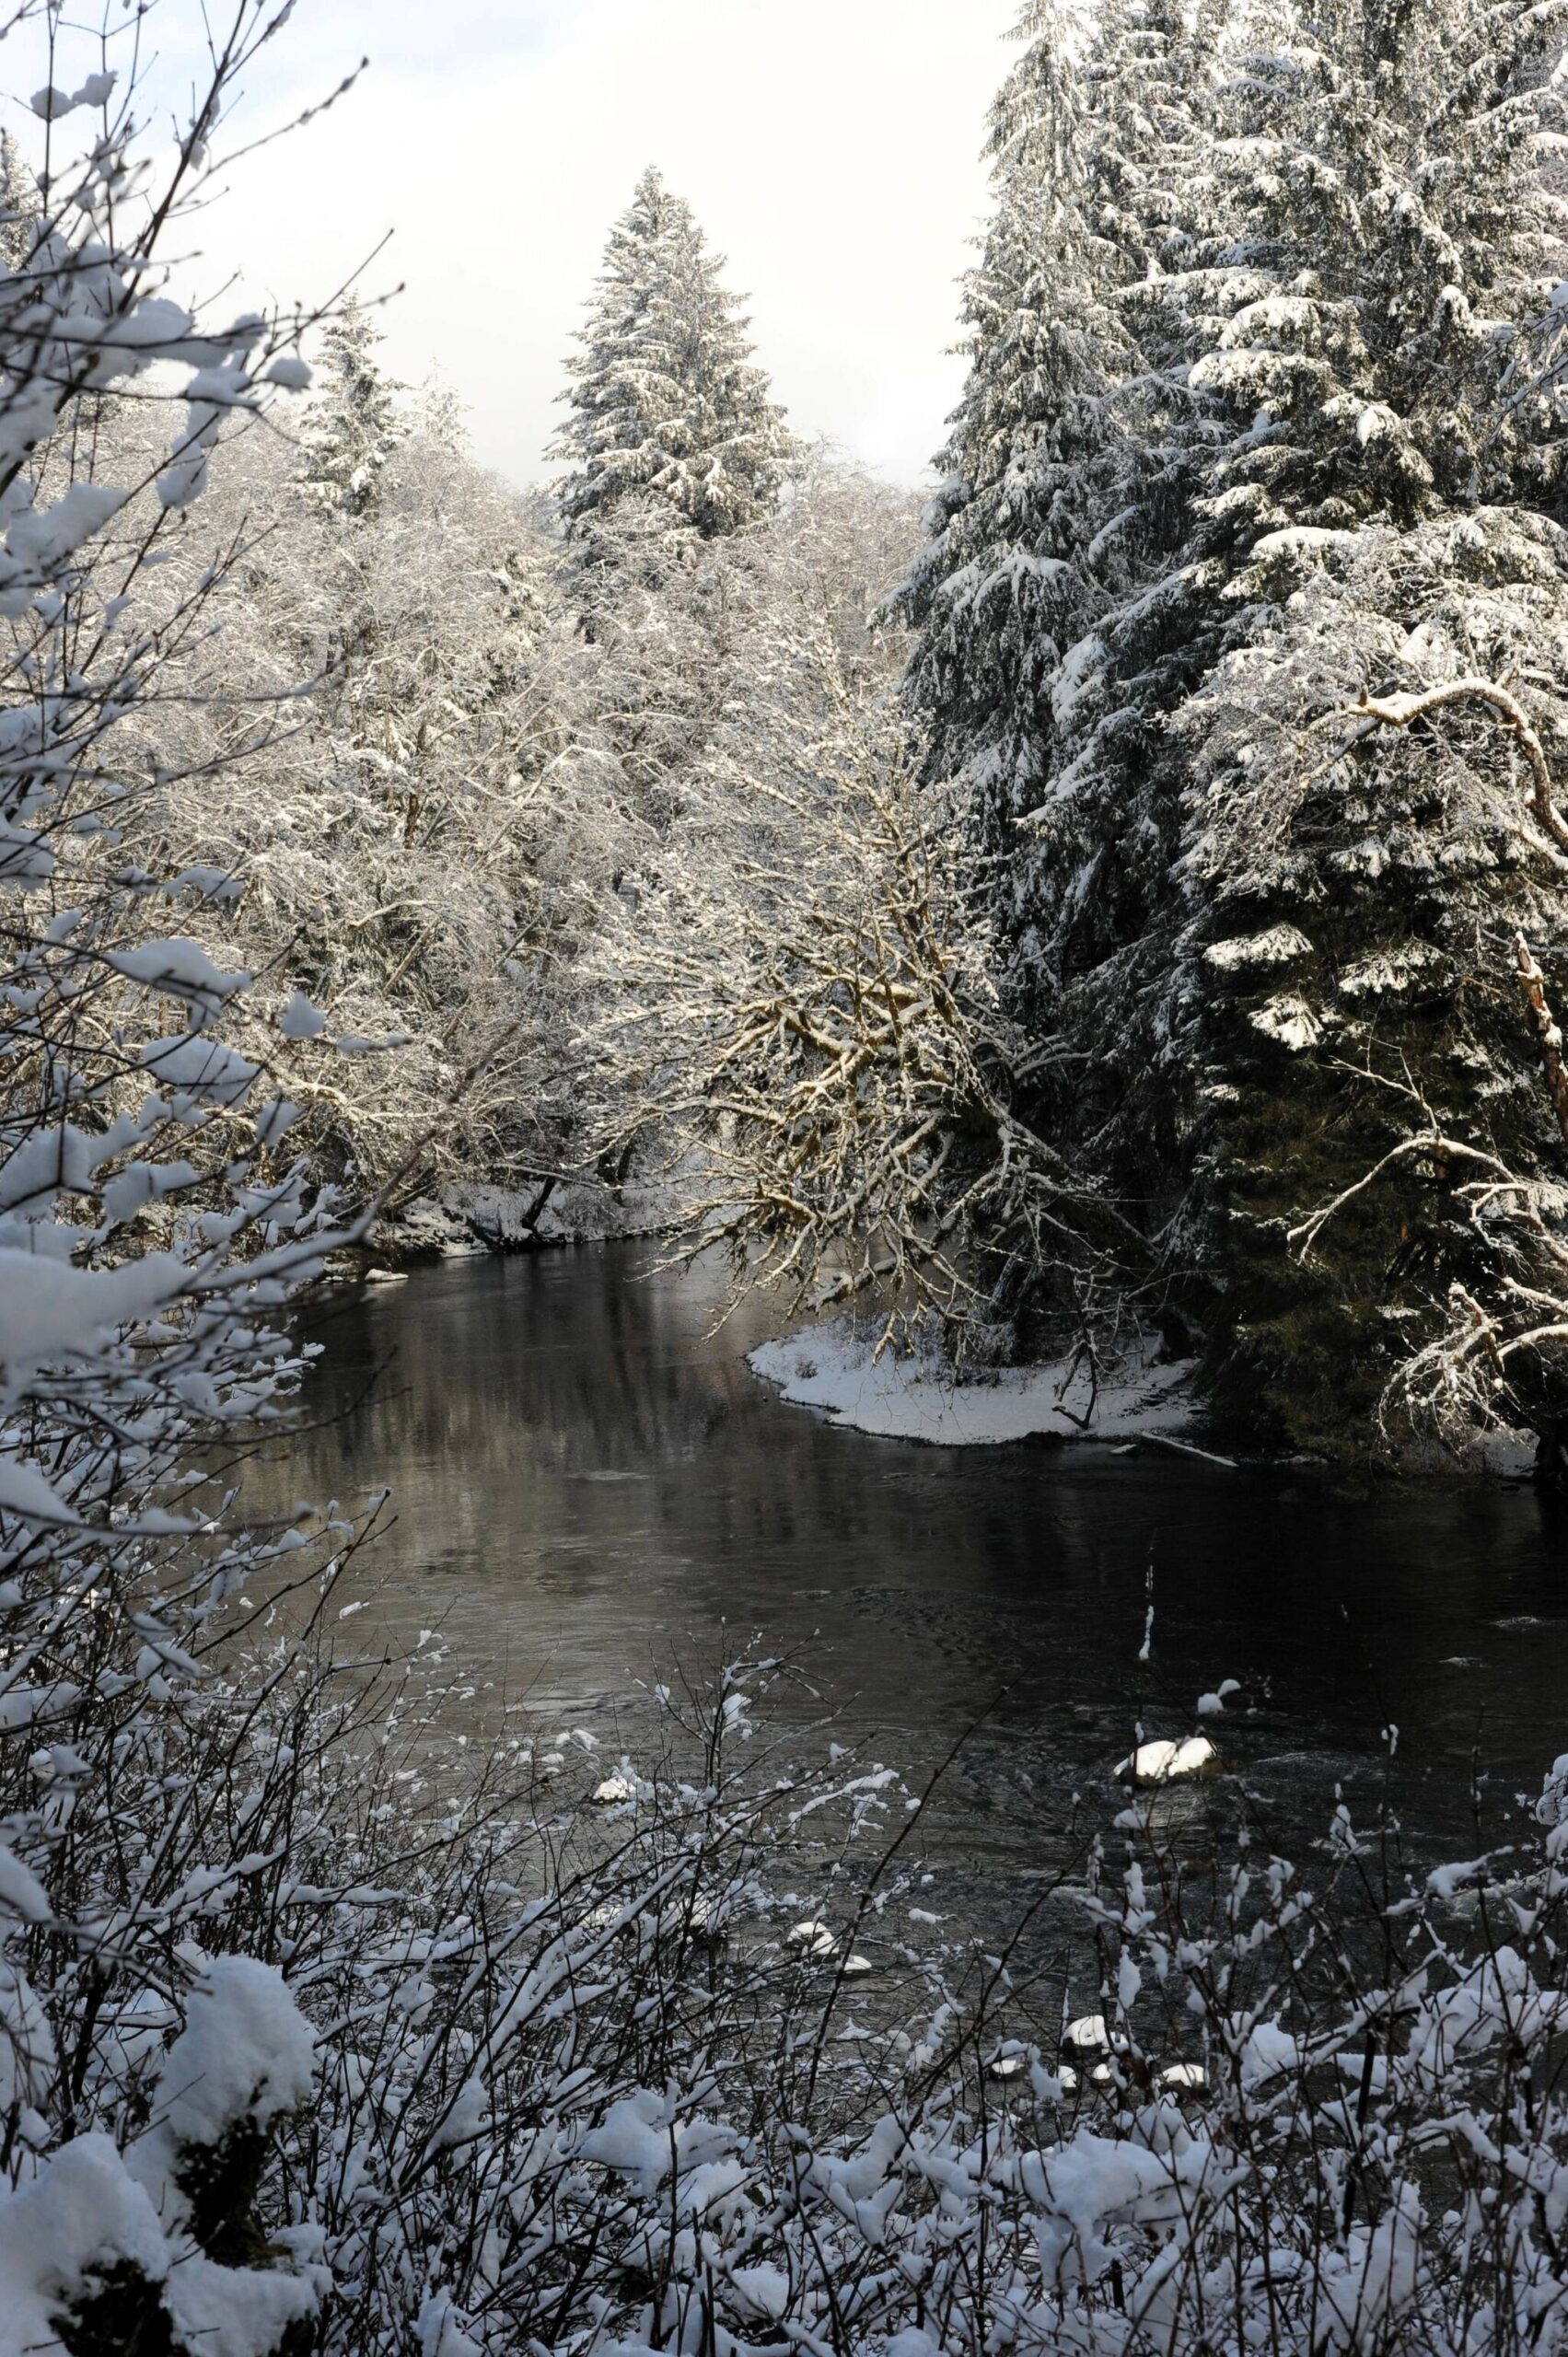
top-left (302, 297), bottom-right (401, 521)
top-left (553, 167), bottom-right (793, 559)
top-left (899, 2), bottom-right (1128, 852)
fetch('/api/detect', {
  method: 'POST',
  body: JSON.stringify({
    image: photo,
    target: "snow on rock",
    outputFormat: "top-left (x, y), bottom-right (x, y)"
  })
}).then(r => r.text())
top-left (749, 1321), bottom-right (1194, 1447)
top-left (1063, 2014), bottom-right (1109, 2056)
top-left (786, 1920), bottom-right (838, 1958)
top-left (1117, 1736), bottom-right (1217, 1783)
top-left (591, 1773), bottom-right (637, 1806)
top-left (1196, 1680), bottom-right (1240, 1718)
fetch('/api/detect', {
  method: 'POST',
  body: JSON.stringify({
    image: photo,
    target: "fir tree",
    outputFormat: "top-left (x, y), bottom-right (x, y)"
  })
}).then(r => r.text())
top-left (302, 296), bottom-right (401, 521)
top-left (553, 167), bottom-right (793, 559)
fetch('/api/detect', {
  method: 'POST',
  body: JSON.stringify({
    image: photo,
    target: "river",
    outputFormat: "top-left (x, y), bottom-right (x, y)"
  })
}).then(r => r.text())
top-left (254, 1241), bottom-right (1568, 1916)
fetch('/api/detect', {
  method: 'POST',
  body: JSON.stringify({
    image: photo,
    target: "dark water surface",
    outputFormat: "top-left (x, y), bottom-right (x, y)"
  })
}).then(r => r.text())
top-left (259, 1243), bottom-right (1568, 1896)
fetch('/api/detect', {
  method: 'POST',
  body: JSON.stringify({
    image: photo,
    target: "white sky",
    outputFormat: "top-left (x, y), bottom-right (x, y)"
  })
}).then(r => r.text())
top-left (46, 0), bottom-right (1019, 492)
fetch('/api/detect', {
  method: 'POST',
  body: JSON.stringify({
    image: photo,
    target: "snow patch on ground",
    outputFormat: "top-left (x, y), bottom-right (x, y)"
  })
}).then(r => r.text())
top-left (749, 1321), bottom-right (1196, 1446)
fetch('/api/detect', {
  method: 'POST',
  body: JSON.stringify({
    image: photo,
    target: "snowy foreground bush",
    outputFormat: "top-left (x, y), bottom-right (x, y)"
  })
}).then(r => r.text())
top-left (11, 1614), bottom-right (1568, 2357)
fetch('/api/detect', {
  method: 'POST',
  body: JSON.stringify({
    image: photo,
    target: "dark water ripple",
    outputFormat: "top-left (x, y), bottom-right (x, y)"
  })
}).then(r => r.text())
top-left (248, 1243), bottom-right (1568, 1933)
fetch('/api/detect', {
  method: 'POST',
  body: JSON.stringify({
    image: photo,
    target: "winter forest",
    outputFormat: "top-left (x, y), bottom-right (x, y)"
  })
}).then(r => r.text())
top-left (11, 0), bottom-right (1568, 2351)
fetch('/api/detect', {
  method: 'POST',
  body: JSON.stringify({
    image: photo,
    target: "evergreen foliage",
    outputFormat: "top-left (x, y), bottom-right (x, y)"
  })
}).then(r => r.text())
top-left (902, 0), bottom-right (1568, 1458)
top-left (553, 166), bottom-right (793, 561)
top-left (302, 296), bottom-right (401, 521)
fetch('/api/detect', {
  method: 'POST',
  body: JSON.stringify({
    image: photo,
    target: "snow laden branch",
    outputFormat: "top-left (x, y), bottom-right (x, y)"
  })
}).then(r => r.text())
top-left (1284, 674), bottom-right (1568, 1457)
top-left (1290, 933), bottom-right (1568, 1457)
top-left (0, 6), bottom-right (491, 2349)
top-left (1336, 677), bottom-right (1568, 854)
top-left (576, 479), bottom-right (1136, 1356)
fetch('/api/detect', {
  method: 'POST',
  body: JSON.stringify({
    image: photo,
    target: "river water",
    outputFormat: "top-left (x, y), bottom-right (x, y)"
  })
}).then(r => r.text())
top-left (259, 1242), bottom-right (1568, 1911)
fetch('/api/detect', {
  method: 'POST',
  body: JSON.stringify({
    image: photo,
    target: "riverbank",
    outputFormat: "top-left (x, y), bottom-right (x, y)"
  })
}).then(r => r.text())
top-left (749, 1320), bottom-right (1198, 1447)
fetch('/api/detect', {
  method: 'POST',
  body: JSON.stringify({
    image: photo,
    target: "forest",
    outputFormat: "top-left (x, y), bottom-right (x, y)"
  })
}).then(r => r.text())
top-left (3, 0), bottom-right (1568, 2351)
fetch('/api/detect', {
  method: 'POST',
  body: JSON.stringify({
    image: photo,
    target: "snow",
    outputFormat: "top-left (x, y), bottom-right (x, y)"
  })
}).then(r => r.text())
top-left (749, 1322), bottom-right (1194, 1446)
top-left (146, 1957), bottom-right (315, 2154)
top-left (139, 1034), bottom-right (261, 1107)
top-left (1063, 2014), bottom-right (1109, 2055)
top-left (0, 1843), bottom-right (52, 1922)
top-left (1203, 924), bottom-right (1313, 975)
top-left (0, 2132), bottom-right (169, 2354)
top-left (163, 2252), bottom-right (317, 2357)
top-left (1117, 1736), bottom-right (1217, 1783)
top-left (0, 1248), bottom-right (186, 1392)
top-left (0, 1458), bottom-right (77, 1527)
top-left (1246, 994), bottom-right (1322, 1052)
top-left (105, 938), bottom-right (249, 1016)
top-left (279, 990), bottom-right (327, 1040)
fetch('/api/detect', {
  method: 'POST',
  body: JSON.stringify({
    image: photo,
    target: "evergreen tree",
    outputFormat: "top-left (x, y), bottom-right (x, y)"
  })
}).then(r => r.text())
top-left (553, 167), bottom-right (793, 559)
top-left (907, 0), bottom-right (1568, 1457)
top-left (1156, 0), bottom-right (1568, 1450)
top-left (898, 0), bottom-right (1221, 1343)
top-left (0, 130), bottom-right (41, 273)
top-left (302, 296), bottom-right (401, 521)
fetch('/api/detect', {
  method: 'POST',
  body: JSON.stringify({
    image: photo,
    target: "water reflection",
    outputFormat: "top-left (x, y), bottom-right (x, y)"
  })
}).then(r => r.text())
top-left (249, 1243), bottom-right (1568, 1884)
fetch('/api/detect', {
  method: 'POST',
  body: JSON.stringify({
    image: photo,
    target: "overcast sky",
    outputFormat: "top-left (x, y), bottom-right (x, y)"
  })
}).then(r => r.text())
top-left (91, 0), bottom-right (1019, 493)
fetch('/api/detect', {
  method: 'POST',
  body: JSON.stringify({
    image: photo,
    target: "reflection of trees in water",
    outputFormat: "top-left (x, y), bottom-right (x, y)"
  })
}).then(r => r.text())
top-left (305, 1250), bottom-right (770, 1470)
top-left (236, 1248), bottom-right (1568, 1875)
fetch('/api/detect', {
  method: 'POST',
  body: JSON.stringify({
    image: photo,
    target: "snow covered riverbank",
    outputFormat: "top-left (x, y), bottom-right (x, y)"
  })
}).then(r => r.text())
top-left (749, 1321), bottom-right (1196, 1446)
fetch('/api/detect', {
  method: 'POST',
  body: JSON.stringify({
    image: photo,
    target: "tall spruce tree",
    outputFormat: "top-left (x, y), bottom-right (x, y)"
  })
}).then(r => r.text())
top-left (907, 0), bottom-right (1568, 1457)
top-left (553, 167), bottom-right (793, 561)
top-left (899, 0), bottom-right (1221, 1349)
top-left (303, 296), bottom-right (401, 521)
top-left (1156, 0), bottom-right (1568, 1452)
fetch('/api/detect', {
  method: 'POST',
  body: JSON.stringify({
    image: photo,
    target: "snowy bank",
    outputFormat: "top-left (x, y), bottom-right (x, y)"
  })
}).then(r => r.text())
top-left (374, 1178), bottom-right (678, 1260)
top-left (749, 1321), bottom-right (1196, 1446)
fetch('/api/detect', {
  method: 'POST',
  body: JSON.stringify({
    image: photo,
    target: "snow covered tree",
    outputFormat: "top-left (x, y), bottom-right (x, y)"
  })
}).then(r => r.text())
top-left (1152, 0), bottom-right (1568, 1454)
top-left (553, 166), bottom-right (793, 564)
top-left (143, 403), bottom-right (585, 1227)
top-left (302, 296), bottom-right (401, 520)
top-left (904, 0), bottom-right (1568, 1458)
top-left (897, 0), bottom-right (1225, 1358)
top-left (0, 130), bottom-right (41, 272)
top-left (578, 458), bottom-right (1142, 1349)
